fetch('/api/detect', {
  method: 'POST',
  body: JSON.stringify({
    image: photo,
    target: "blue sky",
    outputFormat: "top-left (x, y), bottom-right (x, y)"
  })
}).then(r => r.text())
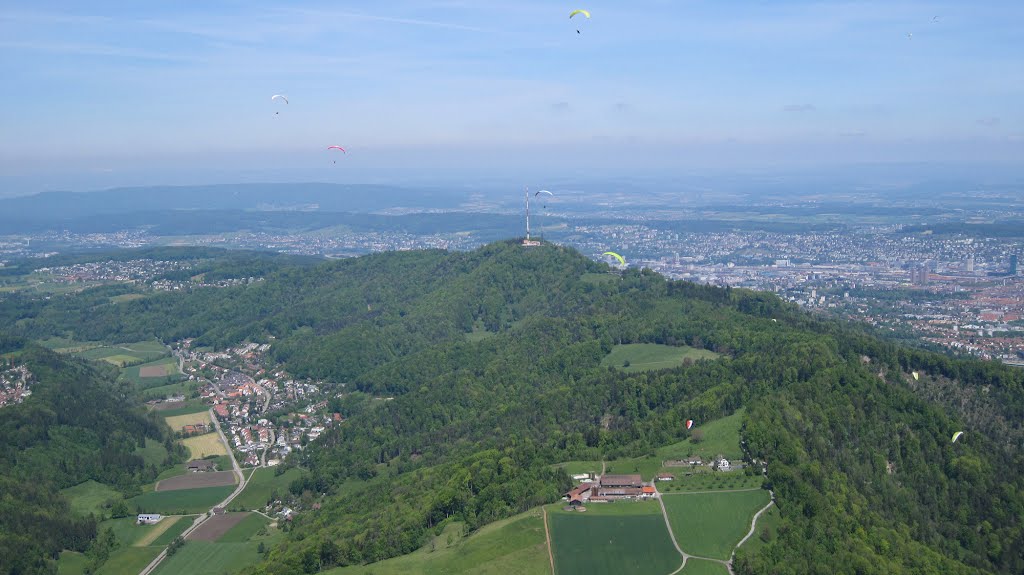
top-left (0, 0), bottom-right (1022, 194)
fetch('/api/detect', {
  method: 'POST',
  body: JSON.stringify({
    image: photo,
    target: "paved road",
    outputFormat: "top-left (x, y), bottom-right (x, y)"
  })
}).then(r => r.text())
top-left (138, 409), bottom-right (246, 575)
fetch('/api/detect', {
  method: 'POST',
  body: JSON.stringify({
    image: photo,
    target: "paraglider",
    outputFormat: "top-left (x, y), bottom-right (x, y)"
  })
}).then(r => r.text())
top-left (569, 9), bottom-right (590, 34)
top-left (686, 420), bottom-right (694, 430)
top-left (603, 251), bottom-right (626, 266)
top-left (952, 431), bottom-right (964, 443)
top-left (327, 145), bottom-right (346, 164)
top-left (272, 94), bottom-right (288, 115)
top-left (912, 371), bottom-right (919, 381)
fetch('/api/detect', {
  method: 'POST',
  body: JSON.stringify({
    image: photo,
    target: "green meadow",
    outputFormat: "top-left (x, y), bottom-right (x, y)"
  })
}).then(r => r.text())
top-left (548, 503), bottom-right (680, 575)
top-left (601, 343), bottom-right (719, 373)
top-left (324, 511), bottom-right (549, 575)
top-left (662, 489), bottom-right (772, 560)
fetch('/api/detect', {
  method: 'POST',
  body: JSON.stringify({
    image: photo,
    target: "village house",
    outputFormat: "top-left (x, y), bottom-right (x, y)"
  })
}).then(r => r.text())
top-left (656, 473), bottom-right (676, 482)
top-left (137, 514), bottom-right (162, 525)
top-left (714, 458), bottom-right (731, 471)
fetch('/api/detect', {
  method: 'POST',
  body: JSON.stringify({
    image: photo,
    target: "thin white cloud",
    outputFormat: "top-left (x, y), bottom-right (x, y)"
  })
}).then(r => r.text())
top-left (0, 40), bottom-right (189, 62)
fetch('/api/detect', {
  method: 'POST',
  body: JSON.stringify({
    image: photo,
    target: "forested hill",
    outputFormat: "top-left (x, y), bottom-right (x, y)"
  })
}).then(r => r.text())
top-left (0, 336), bottom-right (171, 575)
top-left (2, 241), bottom-right (1023, 574)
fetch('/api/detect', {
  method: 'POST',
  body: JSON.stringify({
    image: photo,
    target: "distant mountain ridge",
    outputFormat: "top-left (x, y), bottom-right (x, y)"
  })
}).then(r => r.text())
top-left (0, 183), bottom-right (467, 222)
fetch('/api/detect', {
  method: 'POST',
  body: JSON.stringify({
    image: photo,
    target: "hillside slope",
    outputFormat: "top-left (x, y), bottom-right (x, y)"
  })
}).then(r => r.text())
top-left (1, 242), bottom-right (1021, 574)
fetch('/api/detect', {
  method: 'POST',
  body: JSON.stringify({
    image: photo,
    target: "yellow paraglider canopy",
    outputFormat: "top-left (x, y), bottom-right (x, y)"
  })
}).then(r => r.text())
top-left (569, 9), bottom-right (591, 19)
top-left (951, 431), bottom-right (964, 443)
top-left (603, 251), bottom-right (626, 266)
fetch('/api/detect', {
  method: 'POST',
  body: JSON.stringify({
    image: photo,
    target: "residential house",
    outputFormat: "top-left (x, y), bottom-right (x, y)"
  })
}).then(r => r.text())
top-left (714, 458), bottom-right (731, 471)
top-left (137, 514), bottom-right (162, 525)
top-left (656, 473), bottom-right (675, 482)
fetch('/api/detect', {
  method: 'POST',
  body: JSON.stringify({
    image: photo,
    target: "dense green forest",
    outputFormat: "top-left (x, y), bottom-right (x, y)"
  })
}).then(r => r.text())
top-left (1, 242), bottom-right (1022, 574)
top-left (0, 336), bottom-right (181, 575)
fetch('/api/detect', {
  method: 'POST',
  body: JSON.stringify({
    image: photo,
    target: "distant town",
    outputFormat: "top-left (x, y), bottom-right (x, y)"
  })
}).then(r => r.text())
top-left (2, 213), bottom-right (1022, 365)
top-left (0, 362), bottom-right (33, 409)
top-left (162, 339), bottom-right (344, 468)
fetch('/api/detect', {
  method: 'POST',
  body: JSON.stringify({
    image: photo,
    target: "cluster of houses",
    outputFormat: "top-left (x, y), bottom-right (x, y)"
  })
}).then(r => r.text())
top-left (565, 458), bottom-right (737, 505)
top-left (566, 474), bottom-right (657, 505)
top-left (165, 338), bottom-right (346, 468)
top-left (0, 364), bottom-right (33, 409)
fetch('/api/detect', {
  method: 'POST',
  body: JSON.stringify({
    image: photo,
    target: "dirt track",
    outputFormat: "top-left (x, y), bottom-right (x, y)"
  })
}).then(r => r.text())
top-left (156, 471), bottom-right (237, 492)
top-left (187, 512), bottom-right (249, 541)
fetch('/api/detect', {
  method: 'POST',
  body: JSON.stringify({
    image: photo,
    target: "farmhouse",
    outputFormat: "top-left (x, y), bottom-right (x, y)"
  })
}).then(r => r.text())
top-left (656, 473), bottom-right (675, 482)
top-left (137, 514), bottom-right (162, 525)
top-left (565, 482), bottom-right (594, 505)
top-left (187, 459), bottom-right (216, 472)
top-left (600, 474), bottom-right (643, 488)
top-left (714, 458), bottom-right (731, 471)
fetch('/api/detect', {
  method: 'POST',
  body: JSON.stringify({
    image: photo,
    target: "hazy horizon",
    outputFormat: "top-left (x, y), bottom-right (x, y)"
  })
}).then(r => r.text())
top-left (2, 0), bottom-right (1022, 196)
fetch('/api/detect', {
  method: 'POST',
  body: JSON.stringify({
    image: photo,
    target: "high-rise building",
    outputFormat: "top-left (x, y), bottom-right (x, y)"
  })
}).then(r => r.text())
top-left (1011, 254), bottom-right (1019, 276)
top-left (910, 263), bottom-right (929, 286)
top-left (966, 255), bottom-right (975, 273)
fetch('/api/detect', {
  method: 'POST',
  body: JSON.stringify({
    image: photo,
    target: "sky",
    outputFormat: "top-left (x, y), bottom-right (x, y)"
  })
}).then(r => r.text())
top-left (0, 0), bottom-right (1022, 195)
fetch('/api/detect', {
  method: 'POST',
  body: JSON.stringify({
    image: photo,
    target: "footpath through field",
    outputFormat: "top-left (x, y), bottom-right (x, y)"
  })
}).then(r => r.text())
top-left (138, 408), bottom-right (248, 575)
top-left (655, 480), bottom-right (775, 575)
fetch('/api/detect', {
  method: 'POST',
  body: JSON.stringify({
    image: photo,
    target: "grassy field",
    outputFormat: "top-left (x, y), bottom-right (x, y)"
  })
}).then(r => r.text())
top-left (99, 516), bottom-right (161, 547)
top-left (128, 485), bottom-right (235, 514)
top-left (165, 410), bottom-right (213, 429)
top-left (325, 510), bottom-right (549, 575)
top-left (38, 337), bottom-right (101, 353)
top-left (111, 293), bottom-right (146, 303)
top-left (600, 343), bottom-right (719, 373)
top-left (659, 474), bottom-right (763, 492)
top-left (96, 547), bottom-right (162, 575)
top-left (231, 467), bottom-right (305, 510)
top-left (551, 460), bottom-right (602, 479)
top-left (548, 503), bottom-right (681, 575)
top-left (57, 551), bottom-right (89, 575)
top-left (122, 357), bottom-right (181, 387)
top-left (61, 480), bottom-right (122, 516)
top-left (606, 409), bottom-right (748, 482)
top-left (141, 380), bottom-right (199, 401)
top-left (152, 541), bottom-right (263, 575)
top-left (76, 341), bottom-right (167, 365)
top-left (681, 558), bottom-right (730, 575)
top-left (183, 432), bottom-right (228, 458)
top-left (662, 489), bottom-right (772, 560)
top-left (734, 504), bottom-right (781, 558)
top-left (219, 513), bottom-right (271, 543)
top-left (135, 437), bottom-right (171, 468)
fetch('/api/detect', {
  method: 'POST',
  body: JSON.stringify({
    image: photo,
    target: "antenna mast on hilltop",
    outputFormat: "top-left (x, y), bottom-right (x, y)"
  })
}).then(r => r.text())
top-left (522, 186), bottom-right (540, 246)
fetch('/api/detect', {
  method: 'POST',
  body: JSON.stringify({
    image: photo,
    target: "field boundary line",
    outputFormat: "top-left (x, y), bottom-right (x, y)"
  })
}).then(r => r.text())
top-left (543, 507), bottom-right (555, 575)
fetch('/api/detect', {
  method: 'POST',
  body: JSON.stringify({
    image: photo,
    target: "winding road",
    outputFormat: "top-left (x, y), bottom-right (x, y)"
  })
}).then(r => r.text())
top-left (138, 408), bottom-right (246, 575)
